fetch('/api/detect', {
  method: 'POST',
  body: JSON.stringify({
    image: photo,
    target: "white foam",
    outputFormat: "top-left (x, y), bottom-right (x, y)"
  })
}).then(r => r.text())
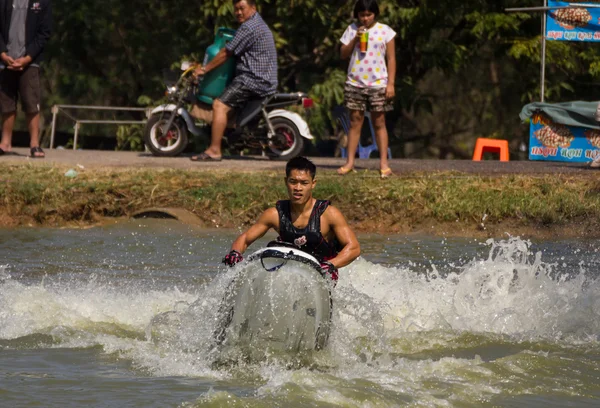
top-left (1, 236), bottom-right (599, 383)
top-left (333, 236), bottom-right (600, 345)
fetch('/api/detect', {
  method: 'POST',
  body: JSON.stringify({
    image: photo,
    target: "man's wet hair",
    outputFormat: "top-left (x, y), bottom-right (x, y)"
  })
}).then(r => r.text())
top-left (353, 0), bottom-right (380, 18)
top-left (233, 0), bottom-right (256, 6)
top-left (286, 157), bottom-right (316, 179)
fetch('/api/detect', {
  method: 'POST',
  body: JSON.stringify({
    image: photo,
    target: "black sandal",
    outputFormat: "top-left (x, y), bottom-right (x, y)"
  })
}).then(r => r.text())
top-left (30, 146), bottom-right (45, 158)
top-left (190, 152), bottom-right (222, 161)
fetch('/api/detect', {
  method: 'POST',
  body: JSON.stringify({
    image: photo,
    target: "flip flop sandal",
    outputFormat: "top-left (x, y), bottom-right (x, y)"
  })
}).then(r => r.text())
top-left (30, 146), bottom-right (45, 158)
top-left (380, 168), bottom-right (393, 179)
top-left (0, 148), bottom-right (18, 156)
top-left (190, 152), bottom-right (222, 161)
top-left (337, 166), bottom-right (355, 175)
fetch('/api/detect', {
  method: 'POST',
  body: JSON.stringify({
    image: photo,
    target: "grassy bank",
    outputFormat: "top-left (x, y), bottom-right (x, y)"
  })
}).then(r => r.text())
top-left (1, 164), bottom-right (599, 238)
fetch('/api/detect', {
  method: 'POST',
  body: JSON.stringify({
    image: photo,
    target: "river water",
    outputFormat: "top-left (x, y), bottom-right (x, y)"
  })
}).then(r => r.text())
top-left (1, 219), bottom-right (600, 407)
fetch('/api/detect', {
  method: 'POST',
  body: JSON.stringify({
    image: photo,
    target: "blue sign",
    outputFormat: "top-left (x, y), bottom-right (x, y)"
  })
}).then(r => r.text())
top-left (546, 1), bottom-right (600, 42)
top-left (529, 113), bottom-right (600, 162)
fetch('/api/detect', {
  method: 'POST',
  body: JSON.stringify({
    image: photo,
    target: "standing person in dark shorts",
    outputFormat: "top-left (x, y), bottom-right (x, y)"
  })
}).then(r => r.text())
top-left (190, 0), bottom-right (277, 162)
top-left (0, 0), bottom-right (52, 157)
top-left (337, 0), bottom-right (396, 178)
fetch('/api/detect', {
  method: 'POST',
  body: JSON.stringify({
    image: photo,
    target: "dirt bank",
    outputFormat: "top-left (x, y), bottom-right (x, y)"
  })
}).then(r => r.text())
top-left (1, 155), bottom-right (599, 239)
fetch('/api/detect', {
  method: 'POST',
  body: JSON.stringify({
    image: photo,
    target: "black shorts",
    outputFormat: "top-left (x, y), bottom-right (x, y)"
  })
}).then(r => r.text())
top-left (0, 66), bottom-right (41, 113)
top-left (218, 78), bottom-right (262, 109)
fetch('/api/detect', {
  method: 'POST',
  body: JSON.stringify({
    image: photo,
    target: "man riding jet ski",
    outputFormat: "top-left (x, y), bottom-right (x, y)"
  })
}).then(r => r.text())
top-left (222, 156), bottom-right (361, 280)
top-left (216, 157), bottom-right (361, 351)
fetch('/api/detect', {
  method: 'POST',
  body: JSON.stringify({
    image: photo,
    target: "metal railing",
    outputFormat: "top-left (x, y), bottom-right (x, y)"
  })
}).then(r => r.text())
top-left (49, 105), bottom-right (151, 150)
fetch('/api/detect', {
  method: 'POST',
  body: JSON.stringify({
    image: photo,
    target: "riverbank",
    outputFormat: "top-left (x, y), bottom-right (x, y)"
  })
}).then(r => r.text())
top-left (1, 156), bottom-right (599, 238)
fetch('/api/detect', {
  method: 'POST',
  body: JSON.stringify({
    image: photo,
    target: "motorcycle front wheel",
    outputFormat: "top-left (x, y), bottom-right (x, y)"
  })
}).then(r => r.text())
top-left (267, 117), bottom-right (305, 160)
top-left (143, 113), bottom-right (189, 157)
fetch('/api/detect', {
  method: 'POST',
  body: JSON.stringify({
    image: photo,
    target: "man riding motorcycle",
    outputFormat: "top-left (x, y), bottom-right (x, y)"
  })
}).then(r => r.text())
top-left (191, 0), bottom-right (277, 162)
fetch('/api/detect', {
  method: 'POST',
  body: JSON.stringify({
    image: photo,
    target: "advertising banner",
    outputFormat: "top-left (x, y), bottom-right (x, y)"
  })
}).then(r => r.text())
top-left (529, 113), bottom-right (600, 162)
top-left (546, 1), bottom-right (600, 41)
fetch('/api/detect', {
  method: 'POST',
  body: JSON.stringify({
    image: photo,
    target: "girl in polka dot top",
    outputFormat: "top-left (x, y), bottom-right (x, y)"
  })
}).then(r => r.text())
top-left (338, 0), bottom-right (396, 178)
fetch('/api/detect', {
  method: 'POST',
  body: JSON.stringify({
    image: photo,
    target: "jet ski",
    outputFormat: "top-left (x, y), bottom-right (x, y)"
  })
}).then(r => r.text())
top-left (214, 241), bottom-right (332, 352)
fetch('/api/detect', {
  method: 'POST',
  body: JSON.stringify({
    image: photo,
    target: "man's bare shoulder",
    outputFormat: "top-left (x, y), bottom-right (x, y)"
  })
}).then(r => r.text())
top-left (258, 207), bottom-right (279, 226)
top-left (263, 206), bottom-right (278, 217)
top-left (323, 204), bottom-right (347, 224)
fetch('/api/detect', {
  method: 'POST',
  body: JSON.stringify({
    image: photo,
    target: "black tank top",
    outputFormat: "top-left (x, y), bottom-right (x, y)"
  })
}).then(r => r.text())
top-left (276, 199), bottom-right (339, 261)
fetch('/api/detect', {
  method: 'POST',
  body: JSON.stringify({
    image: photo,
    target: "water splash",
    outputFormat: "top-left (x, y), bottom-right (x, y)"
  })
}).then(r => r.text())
top-left (1, 236), bottom-right (599, 380)
top-left (0, 271), bottom-right (198, 344)
top-left (344, 236), bottom-right (600, 347)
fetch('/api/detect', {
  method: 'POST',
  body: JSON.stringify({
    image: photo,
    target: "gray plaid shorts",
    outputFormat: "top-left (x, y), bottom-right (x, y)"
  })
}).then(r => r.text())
top-left (218, 78), bottom-right (261, 109)
top-left (344, 83), bottom-right (393, 112)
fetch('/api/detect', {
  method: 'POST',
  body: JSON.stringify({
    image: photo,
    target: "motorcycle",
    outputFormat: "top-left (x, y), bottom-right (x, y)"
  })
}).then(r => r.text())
top-left (143, 28), bottom-right (314, 159)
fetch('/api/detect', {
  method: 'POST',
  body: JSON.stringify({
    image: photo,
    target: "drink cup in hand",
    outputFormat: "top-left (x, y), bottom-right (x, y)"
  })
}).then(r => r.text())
top-left (359, 29), bottom-right (369, 53)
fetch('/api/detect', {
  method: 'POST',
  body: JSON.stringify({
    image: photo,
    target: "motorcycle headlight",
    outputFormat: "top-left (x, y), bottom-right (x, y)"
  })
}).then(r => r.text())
top-left (165, 86), bottom-right (177, 96)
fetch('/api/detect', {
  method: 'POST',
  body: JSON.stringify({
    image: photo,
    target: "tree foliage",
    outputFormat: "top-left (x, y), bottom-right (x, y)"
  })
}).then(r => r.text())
top-left (42, 0), bottom-right (600, 158)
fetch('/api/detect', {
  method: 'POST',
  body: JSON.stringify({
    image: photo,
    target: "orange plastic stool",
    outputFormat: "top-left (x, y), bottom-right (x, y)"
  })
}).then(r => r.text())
top-left (472, 138), bottom-right (509, 161)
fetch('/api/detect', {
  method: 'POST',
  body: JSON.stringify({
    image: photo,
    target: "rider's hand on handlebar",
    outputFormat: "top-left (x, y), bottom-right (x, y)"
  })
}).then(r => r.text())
top-left (222, 250), bottom-right (243, 267)
top-left (319, 261), bottom-right (338, 281)
top-left (193, 65), bottom-right (205, 78)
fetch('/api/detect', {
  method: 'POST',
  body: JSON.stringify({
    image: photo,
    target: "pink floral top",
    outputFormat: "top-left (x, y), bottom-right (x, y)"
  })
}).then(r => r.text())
top-left (340, 22), bottom-right (396, 89)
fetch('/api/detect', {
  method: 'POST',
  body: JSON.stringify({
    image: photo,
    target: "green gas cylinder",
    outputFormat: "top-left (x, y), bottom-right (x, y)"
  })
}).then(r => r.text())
top-left (197, 27), bottom-right (237, 105)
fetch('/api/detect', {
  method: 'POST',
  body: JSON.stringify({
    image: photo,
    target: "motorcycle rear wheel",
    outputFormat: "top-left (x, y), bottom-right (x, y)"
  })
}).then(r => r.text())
top-left (267, 117), bottom-right (305, 160)
top-left (144, 113), bottom-right (189, 157)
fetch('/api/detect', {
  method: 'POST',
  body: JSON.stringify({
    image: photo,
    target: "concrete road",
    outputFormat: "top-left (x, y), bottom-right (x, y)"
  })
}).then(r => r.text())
top-left (2, 147), bottom-right (598, 176)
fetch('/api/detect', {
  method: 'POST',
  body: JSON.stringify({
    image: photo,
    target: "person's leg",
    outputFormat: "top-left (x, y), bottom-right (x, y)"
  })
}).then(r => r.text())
top-left (0, 70), bottom-right (19, 152)
top-left (1, 112), bottom-right (16, 152)
top-left (339, 83), bottom-right (367, 174)
top-left (20, 66), bottom-right (44, 156)
top-left (366, 86), bottom-right (393, 177)
top-left (27, 112), bottom-right (44, 157)
top-left (191, 79), bottom-right (249, 161)
top-left (204, 98), bottom-right (231, 158)
top-left (338, 109), bottom-right (364, 173)
top-left (370, 111), bottom-right (390, 172)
